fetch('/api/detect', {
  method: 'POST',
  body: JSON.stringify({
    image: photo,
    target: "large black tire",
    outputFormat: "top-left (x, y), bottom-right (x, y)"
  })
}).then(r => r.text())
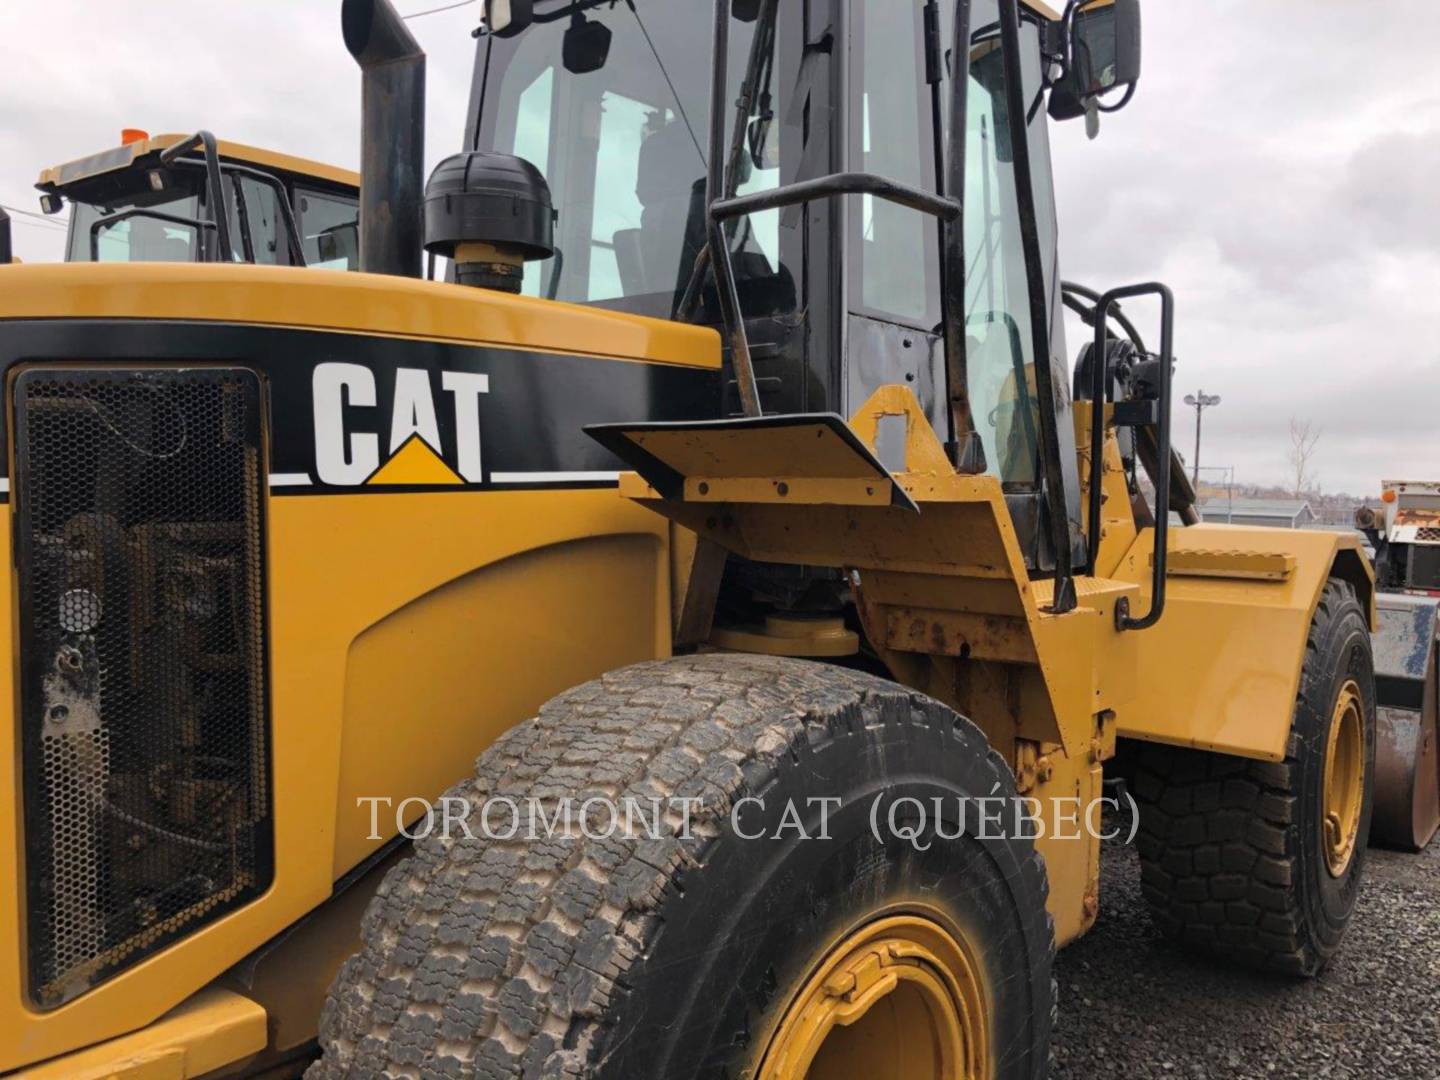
top-left (1131, 577), bottom-right (1375, 976)
top-left (309, 654), bottom-right (1054, 1079)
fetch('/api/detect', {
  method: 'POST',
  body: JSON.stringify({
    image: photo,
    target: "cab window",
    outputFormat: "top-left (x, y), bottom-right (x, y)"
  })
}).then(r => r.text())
top-left (848, 0), bottom-right (942, 327)
top-left (481, 2), bottom-right (792, 321)
top-left (298, 189), bottom-right (360, 271)
top-left (68, 193), bottom-right (203, 263)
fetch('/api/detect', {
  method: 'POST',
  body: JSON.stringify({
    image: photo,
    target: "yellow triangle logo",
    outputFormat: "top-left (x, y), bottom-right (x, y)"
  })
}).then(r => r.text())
top-left (365, 434), bottom-right (466, 486)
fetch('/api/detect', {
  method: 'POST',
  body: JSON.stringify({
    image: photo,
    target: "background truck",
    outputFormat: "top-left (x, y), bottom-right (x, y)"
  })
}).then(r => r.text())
top-left (1356, 482), bottom-right (1440, 851)
top-left (0, 1), bottom-right (1387, 1077)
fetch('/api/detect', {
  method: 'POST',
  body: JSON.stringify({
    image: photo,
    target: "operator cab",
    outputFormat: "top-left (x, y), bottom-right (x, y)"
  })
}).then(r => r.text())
top-left (470, 0), bottom-right (1151, 593)
top-left (35, 131), bottom-right (361, 270)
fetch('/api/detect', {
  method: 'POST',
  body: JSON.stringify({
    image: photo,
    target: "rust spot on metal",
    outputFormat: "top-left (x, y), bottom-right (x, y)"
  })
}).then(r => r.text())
top-left (1395, 508), bottom-right (1440, 528)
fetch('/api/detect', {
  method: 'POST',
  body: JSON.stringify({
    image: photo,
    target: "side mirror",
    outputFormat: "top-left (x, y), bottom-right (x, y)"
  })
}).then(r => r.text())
top-left (1049, 0), bottom-right (1141, 124)
top-left (486, 0), bottom-right (533, 38)
top-left (562, 14), bottom-right (612, 74)
top-left (38, 193), bottom-right (65, 216)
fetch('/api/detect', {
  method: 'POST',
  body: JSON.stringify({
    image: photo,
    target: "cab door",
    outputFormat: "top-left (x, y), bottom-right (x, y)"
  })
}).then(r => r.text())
top-left (843, 0), bottom-right (1084, 573)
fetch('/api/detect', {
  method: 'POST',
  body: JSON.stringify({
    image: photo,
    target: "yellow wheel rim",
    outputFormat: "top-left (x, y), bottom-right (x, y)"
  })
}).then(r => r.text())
top-left (756, 914), bottom-right (990, 1080)
top-left (1322, 680), bottom-right (1365, 878)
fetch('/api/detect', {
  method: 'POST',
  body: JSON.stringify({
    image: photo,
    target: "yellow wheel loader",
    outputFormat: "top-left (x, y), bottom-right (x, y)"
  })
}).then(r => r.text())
top-left (34, 131), bottom-right (359, 269)
top-left (0, 0), bottom-right (1380, 1077)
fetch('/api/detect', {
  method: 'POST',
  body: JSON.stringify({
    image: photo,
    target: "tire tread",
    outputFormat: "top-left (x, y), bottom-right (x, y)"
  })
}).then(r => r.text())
top-left (309, 654), bottom-right (1055, 1079)
top-left (1131, 577), bottom-right (1369, 977)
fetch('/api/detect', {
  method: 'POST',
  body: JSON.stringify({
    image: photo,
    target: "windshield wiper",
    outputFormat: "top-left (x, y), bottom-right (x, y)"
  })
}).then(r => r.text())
top-left (676, 0), bottom-right (780, 320)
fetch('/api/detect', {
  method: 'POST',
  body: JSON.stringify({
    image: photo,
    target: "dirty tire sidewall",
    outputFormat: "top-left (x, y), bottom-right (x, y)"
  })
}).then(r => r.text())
top-left (604, 683), bottom-right (1052, 1079)
top-left (1294, 586), bottom-right (1375, 957)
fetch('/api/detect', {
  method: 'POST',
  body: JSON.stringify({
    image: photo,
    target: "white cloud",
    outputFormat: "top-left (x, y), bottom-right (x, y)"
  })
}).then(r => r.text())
top-left (1051, 0), bottom-right (1440, 494)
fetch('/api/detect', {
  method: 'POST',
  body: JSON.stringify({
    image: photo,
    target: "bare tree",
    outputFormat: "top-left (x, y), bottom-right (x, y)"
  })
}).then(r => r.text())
top-left (1287, 417), bottom-right (1321, 497)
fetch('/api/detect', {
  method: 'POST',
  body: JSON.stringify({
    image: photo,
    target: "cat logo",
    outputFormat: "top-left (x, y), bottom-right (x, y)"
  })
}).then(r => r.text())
top-left (312, 362), bottom-right (490, 486)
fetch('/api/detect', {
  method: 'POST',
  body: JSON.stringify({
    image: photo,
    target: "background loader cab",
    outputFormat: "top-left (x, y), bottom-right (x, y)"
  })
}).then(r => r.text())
top-left (35, 131), bottom-right (360, 269)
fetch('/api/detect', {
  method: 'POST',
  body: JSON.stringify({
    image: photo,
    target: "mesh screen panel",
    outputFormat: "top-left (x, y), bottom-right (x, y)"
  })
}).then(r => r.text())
top-left (13, 368), bottom-right (271, 1008)
top-left (1409, 542), bottom-right (1440, 591)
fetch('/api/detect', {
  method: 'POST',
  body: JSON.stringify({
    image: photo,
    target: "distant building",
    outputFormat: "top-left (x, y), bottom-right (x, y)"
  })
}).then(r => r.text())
top-left (1199, 497), bottom-right (1316, 529)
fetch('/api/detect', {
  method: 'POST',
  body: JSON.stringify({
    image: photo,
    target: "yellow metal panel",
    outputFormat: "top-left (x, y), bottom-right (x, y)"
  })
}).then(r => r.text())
top-left (847, 384), bottom-right (955, 477)
top-left (1022, 0), bottom-right (1064, 19)
top-left (0, 263), bottom-right (722, 370)
top-left (9, 988), bottom-right (265, 1080)
top-left (1074, 405), bottom-right (1139, 577)
top-left (332, 531), bottom-right (665, 873)
top-left (1160, 548), bottom-right (1296, 581)
top-left (0, 488), bottom-right (672, 1071)
top-left (633, 422), bottom-right (890, 478)
top-left (38, 135), bottom-right (360, 190)
top-left (1031, 576), bottom-right (1139, 749)
top-left (1115, 524), bottom-right (1372, 760)
top-left (157, 135), bottom-right (360, 189)
top-left (1030, 753), bottom-right (1104, 946)
top-left (682, 476), bottom-right (894, 506)
top-left (710, 616), bottom-right (859, 658)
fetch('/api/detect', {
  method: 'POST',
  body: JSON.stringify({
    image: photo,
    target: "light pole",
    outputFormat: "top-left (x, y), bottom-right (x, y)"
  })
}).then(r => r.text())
top-left (1182, 391), bottom-right (1221, 486)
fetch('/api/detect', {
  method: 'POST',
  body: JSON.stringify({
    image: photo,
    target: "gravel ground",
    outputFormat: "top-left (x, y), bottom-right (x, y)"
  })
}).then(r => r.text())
top-left (1053, 822), bottom-right (1440, 1079)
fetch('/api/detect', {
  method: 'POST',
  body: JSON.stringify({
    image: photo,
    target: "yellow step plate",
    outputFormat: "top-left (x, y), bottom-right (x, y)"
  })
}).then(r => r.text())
top-left (13, 988), bottom-right (265, 1080)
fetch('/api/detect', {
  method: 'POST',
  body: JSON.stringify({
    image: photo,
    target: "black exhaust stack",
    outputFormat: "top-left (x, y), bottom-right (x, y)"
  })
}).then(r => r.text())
top-left (0, 207), bottom-right (12, 265)
top-left (343, 0), bottom-right (425, 278)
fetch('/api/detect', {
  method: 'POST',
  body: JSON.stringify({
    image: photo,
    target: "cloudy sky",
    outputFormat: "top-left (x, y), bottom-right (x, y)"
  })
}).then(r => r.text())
top-left (3, 1), bottom-right (1436, 495)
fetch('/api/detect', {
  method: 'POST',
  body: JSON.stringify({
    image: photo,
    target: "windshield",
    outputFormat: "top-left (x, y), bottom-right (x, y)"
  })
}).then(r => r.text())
top-left (68, 191), bottom-right (206, 263)
top-left (477, 1), bottom-right (797, 321)
top-left (64, 166), bottom-right (358, 269)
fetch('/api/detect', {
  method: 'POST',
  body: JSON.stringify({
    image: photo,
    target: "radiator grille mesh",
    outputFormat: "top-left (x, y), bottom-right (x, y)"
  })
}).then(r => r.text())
top-left (14, 368), bottom-right (271, 1008)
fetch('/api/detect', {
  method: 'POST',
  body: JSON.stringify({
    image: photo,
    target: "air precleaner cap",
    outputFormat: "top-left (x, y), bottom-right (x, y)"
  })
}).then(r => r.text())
top-left (423, 151), bottom-right (555, 293)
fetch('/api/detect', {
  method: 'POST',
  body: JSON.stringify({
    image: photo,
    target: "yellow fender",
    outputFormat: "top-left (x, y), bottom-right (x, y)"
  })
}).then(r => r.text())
top-left (1112, 523), bottom-right (1373, 761)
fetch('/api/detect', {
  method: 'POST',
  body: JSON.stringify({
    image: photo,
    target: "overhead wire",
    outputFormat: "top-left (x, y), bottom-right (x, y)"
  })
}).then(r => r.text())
top-left (402, 0), bottom-right (476, 20)
top-left (2, 202), bottom-right (67, 230)
top-left (626, 0), bottom-right (706, 166)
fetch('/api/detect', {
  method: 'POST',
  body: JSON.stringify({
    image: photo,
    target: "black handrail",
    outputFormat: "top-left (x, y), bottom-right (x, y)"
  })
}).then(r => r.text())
top-left (159, 131), bottom-right (233, 261)
top-left (89, 209), bottom-right (217, 261)
top-left (710, 172), bottom-right (959, 223)
top-left (1088, 282), bottom-right (1174, 631)
top-left (166, 157), bottom-right (309, 267)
